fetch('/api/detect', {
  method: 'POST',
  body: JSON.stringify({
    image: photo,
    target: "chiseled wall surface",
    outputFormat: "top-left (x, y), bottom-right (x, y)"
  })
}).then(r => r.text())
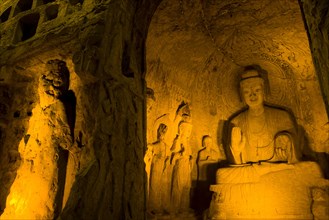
top-left (146, 0), bottom-right (328, 162)
top-left (145, 0), bottom-right (329, 216)
top-left (0, 0), bottom-right (328, 219)
top-left (301, 0), bottom-right (329, 116)
top-left (0, 0), bottom-right (160, 219)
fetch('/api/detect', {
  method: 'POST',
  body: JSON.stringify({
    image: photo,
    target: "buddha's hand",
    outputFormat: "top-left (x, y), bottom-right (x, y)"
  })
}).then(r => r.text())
top-left (231, 127), bottom-right (246, 153)
top-left (274, 133), bottom-right (291, 161)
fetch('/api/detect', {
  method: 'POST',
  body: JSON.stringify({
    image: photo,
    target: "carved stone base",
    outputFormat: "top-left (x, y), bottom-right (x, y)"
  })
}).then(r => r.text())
top-left (207, 162), bottom-right (329, 219)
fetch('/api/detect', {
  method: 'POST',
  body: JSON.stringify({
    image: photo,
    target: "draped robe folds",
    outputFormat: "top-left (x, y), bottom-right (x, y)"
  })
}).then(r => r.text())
top-left (148, 141), bottom-right (171, 213)
top-left (229, 106), bottom-right (301, 164)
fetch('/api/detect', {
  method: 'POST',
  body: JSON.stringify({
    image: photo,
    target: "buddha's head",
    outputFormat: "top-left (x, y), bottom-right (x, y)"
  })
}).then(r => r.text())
top-left (39, 60), bottom-right (70, 107)
top-left (239, 67), bottom-right (266, 108)
top-left (40, 60), bottom-right (69, 97)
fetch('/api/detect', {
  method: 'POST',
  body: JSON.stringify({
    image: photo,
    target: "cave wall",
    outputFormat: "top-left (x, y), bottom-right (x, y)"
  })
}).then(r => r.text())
top-left (0, 0), bottom-right (328, 219)
top-left (145, 0), bottom-right (329, 216)
top-left (146, 0), bottom-right (328, 169)
top-left (0, 0), bottom-right (160, 219)
top-left (300, 0), bottom-right (329, 116)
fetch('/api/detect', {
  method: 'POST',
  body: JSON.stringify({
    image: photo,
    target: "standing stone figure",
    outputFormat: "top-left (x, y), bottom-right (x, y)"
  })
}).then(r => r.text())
top-left (1, 60), bottom-right (74, 219)
top-left (146, 123), bottom-right (171, 215)
top-left (38, 60), bottom-right (75, 216)
top-left (170, 121), bottom-right (193, 215)
top-left (228, 66), bottom-right (300, 164)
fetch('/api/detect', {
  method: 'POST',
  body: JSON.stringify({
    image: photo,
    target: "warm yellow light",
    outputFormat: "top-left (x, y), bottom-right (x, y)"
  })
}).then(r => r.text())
top-left (1, 105), bottom-right (57, 219)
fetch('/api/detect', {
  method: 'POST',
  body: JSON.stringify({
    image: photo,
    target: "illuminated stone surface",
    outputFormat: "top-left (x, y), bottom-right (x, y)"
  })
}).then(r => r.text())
top-left (146, 0), bottom-right (329, 218)
top-left (209, 162), bottom-right (328, 219)
top-left (227, 67), bottom-right (300, 164)
top-left (207, 66), bottom-right (329, 219)
top-left (0, 0), bottom-right (160, 219)
top-left (0, 0), bottom-right (328, 219)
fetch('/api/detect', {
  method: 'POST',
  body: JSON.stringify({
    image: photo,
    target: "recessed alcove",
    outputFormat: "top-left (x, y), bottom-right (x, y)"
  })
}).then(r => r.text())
top-left (69, 0), bottom-right (84, 6)
top-left (0, 0), bottom-right (328, 219)
top-left (45, 4), bottom-right (59, 21)
top-left (13, 13), bottom-right (40, 43)
top-left (13, 0), bottom-right (33, 16)
top-left (145, 0), bottom-right (329, 218)
top-left (0, 7), bottom-right (11, 23)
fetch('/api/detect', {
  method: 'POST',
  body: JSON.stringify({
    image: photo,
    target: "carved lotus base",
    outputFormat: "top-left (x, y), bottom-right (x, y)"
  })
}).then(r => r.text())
top-left (207, 162), bottom-right (329, 219)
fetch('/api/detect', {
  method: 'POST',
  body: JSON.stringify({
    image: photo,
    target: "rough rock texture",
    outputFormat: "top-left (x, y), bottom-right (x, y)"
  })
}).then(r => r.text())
top-left (0, 0), bottom-right (328, 219)
top-left (146, 0), bottom-right (329, 214)
top-left (300, 0), bottom-right (329, 115)
top-left (0, 67), bottom-right (36, 215)
top-left (146, 0), bottom-right (328, 154)
top-left (0, 0), bottom-right (160, 219)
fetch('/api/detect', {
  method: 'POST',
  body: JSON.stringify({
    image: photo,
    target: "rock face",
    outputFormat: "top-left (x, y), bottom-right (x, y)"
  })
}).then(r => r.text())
top-left (0, 0), bottom-right (328, 219)
top-left (300, 0), bottom-right (329, 115)
top-left (0, 0), bottom-right (160, 219)
top-left (145, 0), bottom-right (329, 216)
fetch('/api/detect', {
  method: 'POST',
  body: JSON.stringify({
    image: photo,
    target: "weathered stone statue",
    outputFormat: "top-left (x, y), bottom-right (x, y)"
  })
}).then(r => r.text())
top-left (195, 135), bottom-right (220, 212)
top-left (197, 136), bottom-right (220, 178)
top-left (170, 121), bottom-right (193, 215)
top-left (207, 66), bottom-right (329, 220)
top-left (1, 60), bottom-right (75, 219)
top-left (39, 60), bottom-right (77, 214)
top-left (146, 123), bottom-right (171, 215)
top-left (228, 66), bottom-right (300, 164)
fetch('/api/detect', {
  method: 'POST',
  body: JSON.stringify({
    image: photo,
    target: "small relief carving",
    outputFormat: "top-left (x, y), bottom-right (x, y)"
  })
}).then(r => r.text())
top-left (197, 136), bottom-right (220, 181)
top-left (146, 102), bottom-right (195, 217)
top-left (170, 120), bottom-right (193, 215)
top-left (145, 123), bottom-right (170, 215)
top-left (194, 135), bottom-right (220, 213)
top-left (73, 44), bottom-right (100, 76)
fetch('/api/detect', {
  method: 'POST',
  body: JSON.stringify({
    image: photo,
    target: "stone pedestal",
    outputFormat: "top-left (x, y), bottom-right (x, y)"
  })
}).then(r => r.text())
top-left (208, 162), bottom-right (329, 219)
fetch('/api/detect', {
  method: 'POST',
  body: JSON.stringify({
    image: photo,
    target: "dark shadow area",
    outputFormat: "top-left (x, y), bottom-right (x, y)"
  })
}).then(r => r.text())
top-left (192, 163), bottom-right (218, 214)
top-left (45, 4), bottom-right (59, 21)
top-left (54, 148), bottom-right (69, 219)
top-left (59, 91), bottom-right (76, 140)
top-left (121, 41), bottom-right (134, 78)
top-left (14, 13), bottom-right (40, 43)
top-left (0, 7), bottom-right (11, 23)
top-left (14, 0), bottom-right (33, 16)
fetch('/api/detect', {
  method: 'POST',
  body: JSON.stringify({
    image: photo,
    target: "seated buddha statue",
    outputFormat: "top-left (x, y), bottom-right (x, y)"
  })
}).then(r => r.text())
top-left (207, 66), bottom-right (329, 220)
top-left (227, 66), bottom-right (301, 164)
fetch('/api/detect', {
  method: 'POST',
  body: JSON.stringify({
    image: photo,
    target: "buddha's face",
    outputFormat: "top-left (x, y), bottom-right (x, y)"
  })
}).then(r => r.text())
top-left (240, 75), bottom-right (265, 108)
